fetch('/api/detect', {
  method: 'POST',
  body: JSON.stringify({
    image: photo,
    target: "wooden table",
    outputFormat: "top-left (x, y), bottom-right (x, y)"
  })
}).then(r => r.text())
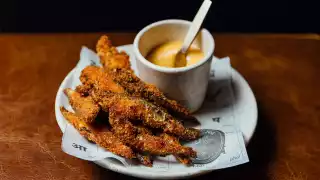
top-left (0, 33), bottom-right (319, 180)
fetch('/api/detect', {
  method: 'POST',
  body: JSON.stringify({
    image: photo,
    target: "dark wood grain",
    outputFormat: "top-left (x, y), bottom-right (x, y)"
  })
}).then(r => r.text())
top-left (0, 33), bottom-right (319, 180)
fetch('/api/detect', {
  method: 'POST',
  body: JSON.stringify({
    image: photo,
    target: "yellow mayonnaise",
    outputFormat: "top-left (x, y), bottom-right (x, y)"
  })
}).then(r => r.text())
top-left (146, 41), bottom-right (204, 68)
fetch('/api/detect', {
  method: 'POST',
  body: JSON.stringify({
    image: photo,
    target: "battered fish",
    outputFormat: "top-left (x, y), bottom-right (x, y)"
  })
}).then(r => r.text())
top-left (60, 107), bottom-right (135, 159)
top-left (96, 35), bottom-right (131, 70)
top-left (64, 88), bottom-right (100, 123)
top-left (137, 126), bottom-right (193, 165)
top-left (64, 88), bottom-right (197, 157)
top-left (79, 66), bottom-right (200, 140)
top-left (96, 35), bottom-right (196, 121)
top-left (90, 89), bottom-right (200, 141)
top-left (160, 133), bottom-right (192, 165)
top-left (109, 68), bottom-right (196, 121)
top-left (109, 109), bottom-right (196, 157)
top-left (136, 153), bottom-right (153, 167)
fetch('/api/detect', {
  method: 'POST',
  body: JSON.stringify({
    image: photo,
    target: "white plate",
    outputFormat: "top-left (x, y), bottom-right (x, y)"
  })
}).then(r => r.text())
top-left (55, 45), bottom-right (257, 179)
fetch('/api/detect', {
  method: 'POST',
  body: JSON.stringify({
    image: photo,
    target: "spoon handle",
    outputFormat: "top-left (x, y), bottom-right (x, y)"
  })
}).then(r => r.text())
top-left (181, 0), bottom-right (212, 53)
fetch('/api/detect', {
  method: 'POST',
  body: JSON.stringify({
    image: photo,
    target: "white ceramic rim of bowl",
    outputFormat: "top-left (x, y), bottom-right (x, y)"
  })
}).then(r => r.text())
top-left (133, 19), bottom-right (215, 73)
top-left (54, 45), bottom-right (258, 179)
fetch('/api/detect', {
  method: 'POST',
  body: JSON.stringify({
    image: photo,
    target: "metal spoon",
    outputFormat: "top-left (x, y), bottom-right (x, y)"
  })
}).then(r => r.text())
top-left (175, 0), bottom-right (212, 67)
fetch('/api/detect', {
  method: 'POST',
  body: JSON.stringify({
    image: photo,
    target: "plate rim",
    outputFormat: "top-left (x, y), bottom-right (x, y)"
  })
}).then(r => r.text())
top-left (54, 44), bottom-right (258, 179)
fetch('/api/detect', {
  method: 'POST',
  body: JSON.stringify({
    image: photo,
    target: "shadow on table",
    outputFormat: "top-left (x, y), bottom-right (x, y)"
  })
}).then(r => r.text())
top-left (91, 101), bottom-right (277, 180)
top-left (191, 103), bottom-right (277, 180)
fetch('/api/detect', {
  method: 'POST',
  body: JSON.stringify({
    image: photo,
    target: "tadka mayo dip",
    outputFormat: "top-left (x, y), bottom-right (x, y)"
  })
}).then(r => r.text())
top-left (146, 41), bottom-right (204, 68)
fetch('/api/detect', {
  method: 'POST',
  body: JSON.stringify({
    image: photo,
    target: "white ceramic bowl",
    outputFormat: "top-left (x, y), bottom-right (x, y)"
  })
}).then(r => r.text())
top-left (133, 19), bottom-right (215, 113)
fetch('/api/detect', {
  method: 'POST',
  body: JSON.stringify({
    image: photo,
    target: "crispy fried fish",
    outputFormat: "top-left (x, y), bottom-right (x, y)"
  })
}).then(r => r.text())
top-left (136, 153), bottom-right (153, 167)
top-left (79, 66), bottom-right (125, 94)
top-left (137, 126), bottom-right (193, 165)
top-left (160, 133), bottom-right (192, 165)
top-left (96, 35), bottom-right (131, 70)
top-left (60, 107), bottom-right (135, 159)
top-left (108, 68), bottom-right (197, 121)
top-left (90, 89), bottom-right (200, 141)
top-left (79, 66), bottom-right (200, 139)
top-left (109, 109), bottom-right (196, 157)
top-left (64, 88), bottom-right (100, 123)
top-left (64, 88), bottom-right (197, 155)
top-left (96, 36), bottom-right (196, 121)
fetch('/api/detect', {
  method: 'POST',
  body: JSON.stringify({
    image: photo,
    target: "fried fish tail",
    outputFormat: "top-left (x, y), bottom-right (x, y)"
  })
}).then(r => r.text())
top-left (136, 153), bottom-right (153, 167)
top-left (135, 126), bottom-right (190, 165)
top-left (133, 133), bottom-right (196, 157)
top-left (64, 88), bottom-right (100, 123)
top-left (160, 133), bottom-right (196, 159)
top-left (60, 107), bottom-right (135, 159)
top-left (179, 128), bottom-right (201, 141)
top-left (175, 155), bottom-right (192, 165)
top-left (96, 35), bottom-right (131, 70)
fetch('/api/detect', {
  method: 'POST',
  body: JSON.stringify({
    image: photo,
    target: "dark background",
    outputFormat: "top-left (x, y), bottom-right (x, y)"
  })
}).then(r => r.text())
top-left (0, 0), bottom-right (319, 33)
